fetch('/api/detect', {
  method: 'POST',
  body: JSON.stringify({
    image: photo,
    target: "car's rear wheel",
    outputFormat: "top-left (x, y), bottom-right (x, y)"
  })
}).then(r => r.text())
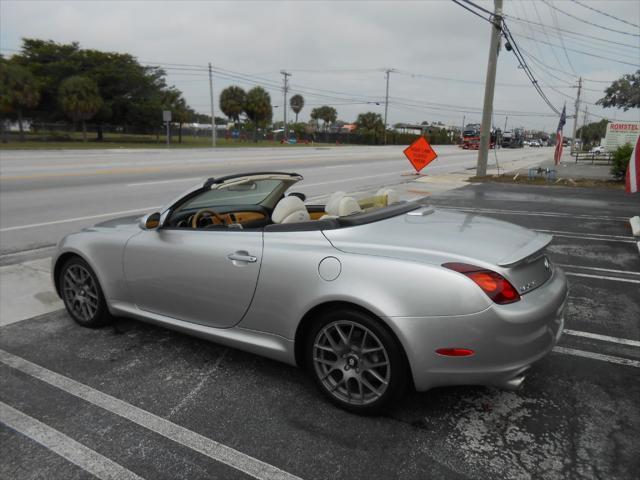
top-left (59, 257), bottom-right (111, 327)
top-left (306, 308), bottom-right (407, 414)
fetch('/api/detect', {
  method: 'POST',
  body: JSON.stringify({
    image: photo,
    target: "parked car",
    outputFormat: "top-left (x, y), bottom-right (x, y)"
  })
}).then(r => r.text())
top-left (590, 145), bottom-right (606, 155)
top-left (53, 172), bottom-right (568, 414)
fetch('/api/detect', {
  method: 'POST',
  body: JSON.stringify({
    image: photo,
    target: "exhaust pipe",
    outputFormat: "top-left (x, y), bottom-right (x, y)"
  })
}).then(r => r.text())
top-left (501, 373), bottom-right (526, 391)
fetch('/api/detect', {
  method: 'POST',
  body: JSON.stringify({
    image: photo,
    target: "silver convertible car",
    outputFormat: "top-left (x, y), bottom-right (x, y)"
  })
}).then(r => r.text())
top-left (53, 172), bottom-right (568, 414)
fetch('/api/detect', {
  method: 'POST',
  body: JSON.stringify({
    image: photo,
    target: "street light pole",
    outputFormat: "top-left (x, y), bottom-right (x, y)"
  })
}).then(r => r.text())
top-left (281, 70), bottom-right (291, 140)
top-left (208, 63), bottom-right (216, 148)
top-left (476, 0), bottom-right (503, 177)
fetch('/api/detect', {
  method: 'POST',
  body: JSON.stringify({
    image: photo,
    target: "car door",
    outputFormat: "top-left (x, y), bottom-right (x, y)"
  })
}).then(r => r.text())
top-left (123, 228), bottom-right (263, 328)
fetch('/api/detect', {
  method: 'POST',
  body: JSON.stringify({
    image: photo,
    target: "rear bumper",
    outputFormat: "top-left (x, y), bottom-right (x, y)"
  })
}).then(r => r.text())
top-left (388, 267), bottom-right (568, 391)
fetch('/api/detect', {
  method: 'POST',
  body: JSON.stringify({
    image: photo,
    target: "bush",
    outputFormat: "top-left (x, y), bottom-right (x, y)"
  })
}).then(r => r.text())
top-left (610, 143), bottom-right (634, 180)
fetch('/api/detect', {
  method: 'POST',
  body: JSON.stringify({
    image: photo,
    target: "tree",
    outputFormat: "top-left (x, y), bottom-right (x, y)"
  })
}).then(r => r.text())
top-left (0, 61), bottom-right (40, 141)
top-left (289, 94), bottom-right (304, 123)
top-left (320, 106), bottom-right (337, 131)
top-left (243, 86), bottom-right (272, 141)
top-left (219, 86), bottom-right (246, 127)
top-left (356, 111), bottom-right (384, 132)
top-left (576, 119), bottom-right (609, 148)
top-left (597, 70), bottom-right (640, 111)
top-left (58, 76), bottom-right (103, 141)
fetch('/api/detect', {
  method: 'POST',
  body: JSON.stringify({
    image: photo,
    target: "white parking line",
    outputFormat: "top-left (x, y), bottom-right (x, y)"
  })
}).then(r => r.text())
top-left (553, 346), bottom-right (640, 368)
top-left (563, 329), bottom-right (640, 348)
top-left (0, 207), bottom-right (161, 232)
top-left (557, 264), bottom-right (640, 277)
top-left (0, 349), bottom-right (302, 480)
top-left (127, 177), bottom-right (201, 187)
top-left (433, 205), bottom-right (628, 221)
top-left (537, 230), bottom-right (634, 241)
top-left (565, 272), bottom-right (640, 284)
top-left (0, 401), bottom-right (143, 480)
top-left (543, 233), bottom-right (637, 244)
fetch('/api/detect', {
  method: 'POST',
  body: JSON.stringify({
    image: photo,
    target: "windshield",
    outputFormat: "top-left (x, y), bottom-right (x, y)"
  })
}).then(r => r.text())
top-left (179, 179), bottom-right (284, 210)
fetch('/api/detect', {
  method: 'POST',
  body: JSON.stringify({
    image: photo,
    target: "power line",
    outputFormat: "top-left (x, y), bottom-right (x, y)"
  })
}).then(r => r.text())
top-left (545, 0), bottom-right (577, 74)
top-left (504, 13), bottom-right (640, 50)
top-left (570, 0), bottom-right (640, 29)
top-left (513, 31), bottom-right (640, 67)
top-left (540, 0), bottom-right (639, 37)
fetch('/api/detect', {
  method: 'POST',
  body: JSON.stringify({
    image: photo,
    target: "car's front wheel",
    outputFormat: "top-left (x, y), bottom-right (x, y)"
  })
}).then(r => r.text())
top-left (306, 308), bottom-right (408, 414)
top-left (59, 257), bottom-right (111, 327)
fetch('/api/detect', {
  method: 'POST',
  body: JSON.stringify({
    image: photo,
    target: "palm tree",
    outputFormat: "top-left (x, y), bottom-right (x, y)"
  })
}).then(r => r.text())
top-left (58, 76), bottom-right (103, 142)
top-left (243, 87), bottom-right (272, 141)
top-left (219, 86), bottom-right (246, 128)
top-left (0, 62), bottom-right (40, 142)
top-left (289, 94), bottom-right (304, 123)
top-left (320, 106), bottom-right (337, 132)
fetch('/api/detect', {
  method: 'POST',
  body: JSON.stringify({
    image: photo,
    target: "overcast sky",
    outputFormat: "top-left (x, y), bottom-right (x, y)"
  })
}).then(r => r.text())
top-left (1, 0), bottom-right (639, 133)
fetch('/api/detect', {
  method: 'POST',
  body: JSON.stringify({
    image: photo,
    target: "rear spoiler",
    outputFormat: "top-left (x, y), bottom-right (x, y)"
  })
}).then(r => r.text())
top-left (497, 233), bottom-right (553, 267)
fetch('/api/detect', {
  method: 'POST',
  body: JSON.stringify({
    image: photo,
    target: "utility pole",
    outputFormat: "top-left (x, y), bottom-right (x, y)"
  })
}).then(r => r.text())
top-left (461, 115), bottom-right (465, 144)
top-left (504, 115), bottom-right (508, 133)
top-left (208, 63), bottom-right (216, 147)
top-left (281, 70), bottom-right (291, 140)
top-left (384, 69), bottom-right (393, 145)
top-left (476, 0), bottom-right (503, 177)
top-left (571, 76), bottom-right (582, 154)
top-left (581, 105), bottom-right (588, 148)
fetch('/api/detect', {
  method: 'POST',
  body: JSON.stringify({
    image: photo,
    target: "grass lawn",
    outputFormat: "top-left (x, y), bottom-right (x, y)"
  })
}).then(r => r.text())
top-left (0, 133), bottom-right (342, 150)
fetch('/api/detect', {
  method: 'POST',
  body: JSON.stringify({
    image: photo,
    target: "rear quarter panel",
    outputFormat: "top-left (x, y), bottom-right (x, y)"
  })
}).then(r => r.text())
top-left (239, 230), bottom-right (492, 339)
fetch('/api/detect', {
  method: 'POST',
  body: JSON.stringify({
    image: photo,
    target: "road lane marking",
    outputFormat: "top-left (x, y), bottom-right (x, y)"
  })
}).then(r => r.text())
top-left (127, 177), bottom-right (202, 187)
top-left (298, 171), bottom-right (404, 189)
top-left (557, 264), bottom-right (640, 276)
top-left (553, 346), bottom-right (640, 368)
top-left (0, 349), bottom-right (302, 480)
top-left (565, 272), bottom-right (640, 284)
top-left (563, 329), bottom-right (640, 348)
top-left (0, 401), bottom-right (143, 480)
top-left (432, 205), bottom-right (628, 221)
top-left (0, 207), bottom-right (161, 232)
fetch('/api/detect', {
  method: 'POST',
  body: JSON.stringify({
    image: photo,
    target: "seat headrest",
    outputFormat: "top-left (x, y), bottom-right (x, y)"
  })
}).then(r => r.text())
top-left (272, 196), bottom-right (311, 224)
top-left (337, 196), bottom-right (362, 216)
top-left (324, 191), bottom-right (346, 216)
top-left (376, 188), bottom-right (399, 206)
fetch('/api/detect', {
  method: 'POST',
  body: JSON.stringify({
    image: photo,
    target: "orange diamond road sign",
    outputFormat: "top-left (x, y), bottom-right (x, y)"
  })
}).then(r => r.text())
top-left (403, 136), bottom-right (438, 173)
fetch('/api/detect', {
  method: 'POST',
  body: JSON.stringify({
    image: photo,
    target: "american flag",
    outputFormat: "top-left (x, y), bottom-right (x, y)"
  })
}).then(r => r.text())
top-left (554, 105), bottom-right (567, 165)
top-left (626, 134), bottom-right (640, 194)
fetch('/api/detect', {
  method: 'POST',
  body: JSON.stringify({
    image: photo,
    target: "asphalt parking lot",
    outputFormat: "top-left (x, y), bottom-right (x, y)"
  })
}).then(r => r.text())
top-left (1, 182), bottom-right (639, 480)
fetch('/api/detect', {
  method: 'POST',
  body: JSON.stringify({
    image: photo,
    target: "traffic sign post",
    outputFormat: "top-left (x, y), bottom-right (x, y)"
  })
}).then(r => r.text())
top-left (403, 136), bottom-right (438, 173)
top-left (163, 110), bottom-right (172, 147)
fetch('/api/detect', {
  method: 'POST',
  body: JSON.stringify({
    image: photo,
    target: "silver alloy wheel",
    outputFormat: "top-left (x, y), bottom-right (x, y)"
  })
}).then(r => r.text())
top-left (62, 264), bottom-right (99, 322)
top-left (313, 320), bottom-right (391, 406)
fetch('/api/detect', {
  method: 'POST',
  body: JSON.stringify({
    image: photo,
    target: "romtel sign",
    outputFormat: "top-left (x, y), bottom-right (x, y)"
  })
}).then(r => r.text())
top-left (604, 121), bottom-right (639, 152)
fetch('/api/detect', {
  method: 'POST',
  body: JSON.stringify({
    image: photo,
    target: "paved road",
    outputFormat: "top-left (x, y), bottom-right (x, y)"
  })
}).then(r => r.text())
top-left (0, 145), bottom-right (550, 254)
top-left (1, 182), bottom-right (637, 480)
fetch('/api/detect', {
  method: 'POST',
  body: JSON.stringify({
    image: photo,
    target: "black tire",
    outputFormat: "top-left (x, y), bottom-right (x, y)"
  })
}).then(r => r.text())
top-left (58, 256), bottom-right (112, 328)
top-left (306, 308), bottom-right (408, 415)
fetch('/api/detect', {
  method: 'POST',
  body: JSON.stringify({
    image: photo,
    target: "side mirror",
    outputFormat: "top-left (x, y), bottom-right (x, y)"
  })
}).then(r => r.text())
top-left (140, 212), bottom-right (161, 230)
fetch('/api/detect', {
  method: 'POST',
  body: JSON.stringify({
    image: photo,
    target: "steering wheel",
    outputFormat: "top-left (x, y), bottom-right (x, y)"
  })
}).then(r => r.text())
top-left (191, 208), bottom-right (228, 228)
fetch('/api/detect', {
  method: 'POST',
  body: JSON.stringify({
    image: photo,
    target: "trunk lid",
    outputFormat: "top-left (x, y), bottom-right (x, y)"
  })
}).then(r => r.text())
top-left (324, 206), bottom-right (553, 294)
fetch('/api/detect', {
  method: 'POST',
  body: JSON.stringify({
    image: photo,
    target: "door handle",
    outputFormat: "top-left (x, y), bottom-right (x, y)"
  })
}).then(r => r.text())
top-left (227, 251), bottom-right (257, 263)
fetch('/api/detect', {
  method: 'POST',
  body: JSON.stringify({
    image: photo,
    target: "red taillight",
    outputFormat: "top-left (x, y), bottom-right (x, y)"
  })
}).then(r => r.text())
top-left (443, 262), bottom-right (521, 304)
top-left (436, 348), bottom-right (475, 357)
